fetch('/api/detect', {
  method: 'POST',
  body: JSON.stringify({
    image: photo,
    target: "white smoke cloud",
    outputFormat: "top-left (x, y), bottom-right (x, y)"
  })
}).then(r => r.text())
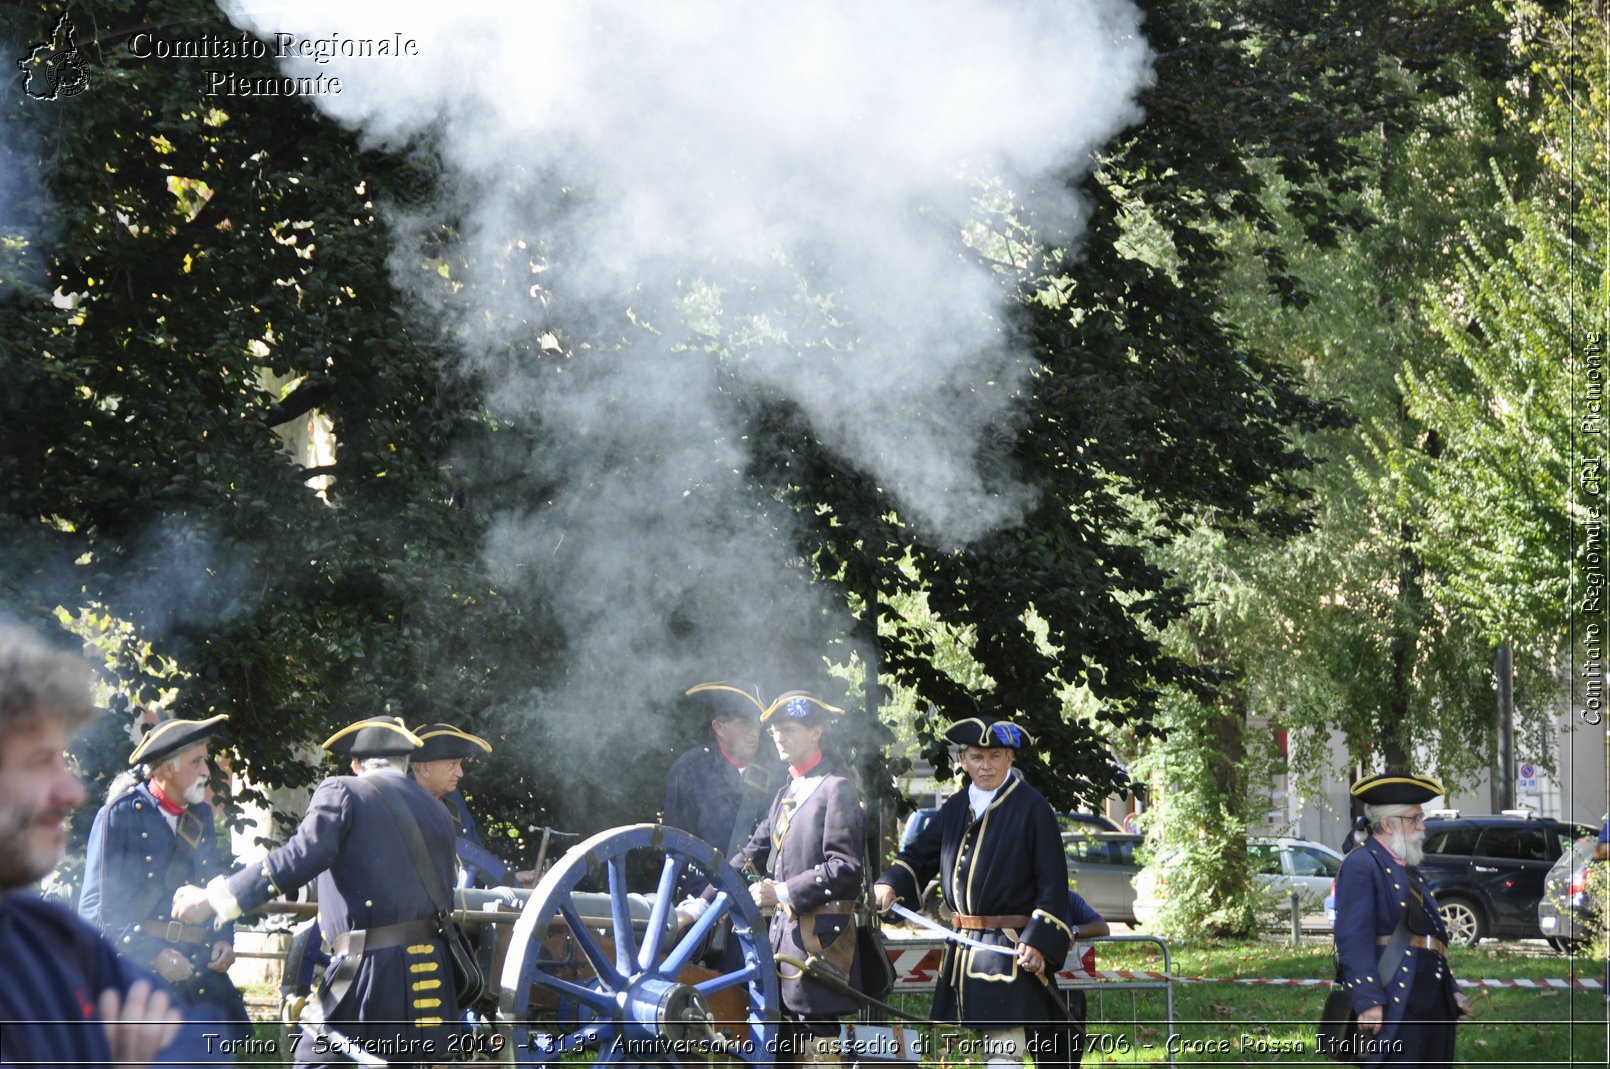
top-left (217, 1), bottom-right (1151, 752)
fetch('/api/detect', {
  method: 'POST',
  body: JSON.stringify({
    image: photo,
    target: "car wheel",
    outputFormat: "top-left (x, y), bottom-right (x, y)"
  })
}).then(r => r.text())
top-left (1438, 897), bottom-right (1484, 946)
top-left (1546, 937), bottom-right (1586, 955)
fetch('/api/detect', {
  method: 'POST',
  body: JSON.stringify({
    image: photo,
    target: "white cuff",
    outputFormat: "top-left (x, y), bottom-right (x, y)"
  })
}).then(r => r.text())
top-left (206, 874), bottom-right (243, 924)
top-left (676, 895), bottom-right (710, 922)
top-left (773, 880), bottom-right (793, 907)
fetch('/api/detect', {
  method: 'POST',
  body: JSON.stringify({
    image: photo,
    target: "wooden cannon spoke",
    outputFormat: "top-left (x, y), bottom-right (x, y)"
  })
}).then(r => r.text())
top-left (558, 893), bottom-right (626, 990)
top-left (606, 854), bottom-right (638, 976)
top-left (659, 890), bottom-right (732, 978)
top-left (691, 961), bottom-right (759, 996)
top-left (638, 852), bottom-right (686, 972)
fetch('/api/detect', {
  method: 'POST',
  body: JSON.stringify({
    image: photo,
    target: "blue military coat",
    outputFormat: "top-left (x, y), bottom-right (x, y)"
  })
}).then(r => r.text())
top-left (878, 769), bottom-right (1072, 1027)
top-left (1333, 837), bottom-right (1459, 1054)
top-left (79, 783), bottom-right (249, 1037)
top-left (0, 892), bottom-right (218, 1067)
top-left (226, 768), bottom-right (459, 1063)
top-left (735, 755), bottom-right (864, 1018)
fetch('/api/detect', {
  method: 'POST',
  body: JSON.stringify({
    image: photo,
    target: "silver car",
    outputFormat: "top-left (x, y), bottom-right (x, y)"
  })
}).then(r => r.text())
top-left (1132, 837), bottom-right (1343, 930)
top-left (1063, 831), bottom-right (1142, 924)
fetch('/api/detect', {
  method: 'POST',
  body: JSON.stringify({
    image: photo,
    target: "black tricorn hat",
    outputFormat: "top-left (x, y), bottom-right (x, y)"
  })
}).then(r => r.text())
top-left (128, 714), bottom-right (228, 767)
top-left (413, 723), bottom-right (493, 763)
top-left (322, 716), bottom-right (422, 758)
top-left (1350, 772), bottom-right (1444, 806)
top-left (944, 717), bottom-right (1033, 750)
top-left (685, 681), bottom-right (766, 721)
top-left (760, 691), bottom-right (844, 724)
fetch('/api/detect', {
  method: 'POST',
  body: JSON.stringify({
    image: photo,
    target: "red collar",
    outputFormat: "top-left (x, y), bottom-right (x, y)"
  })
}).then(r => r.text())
top-left (146, 779), bottom-right (186, 817)
top-left (716, 742), bottom-right (748, 772)
top-left (788, 751), bottom-right (824, 778)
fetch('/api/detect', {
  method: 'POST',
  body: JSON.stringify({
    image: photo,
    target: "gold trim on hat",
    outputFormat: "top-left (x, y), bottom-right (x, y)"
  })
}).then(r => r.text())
top-left (320, 717), bottom-right (423, 752)
top-left (127, 714), bottom-right (229, 765)
top-left (1350, 774), bottom-right (1444, 798)
top-left (413, 724), bottom-right (493, 753)
top-left (759, 692), bottom-right (845, 722)
top-left (685, 681), bottom-right (767, 715)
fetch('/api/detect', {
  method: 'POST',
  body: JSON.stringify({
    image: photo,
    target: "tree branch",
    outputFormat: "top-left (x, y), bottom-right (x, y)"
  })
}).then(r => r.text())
top-left (266, 380), bottom-right (335, 427)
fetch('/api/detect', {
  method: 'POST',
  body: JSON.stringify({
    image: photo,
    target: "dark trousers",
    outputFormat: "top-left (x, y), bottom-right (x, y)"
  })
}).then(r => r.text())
top-left (1028, 989), bottom-right (1086, 1068)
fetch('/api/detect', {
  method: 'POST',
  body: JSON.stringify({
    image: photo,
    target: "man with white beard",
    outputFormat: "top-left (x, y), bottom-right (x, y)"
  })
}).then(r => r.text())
top-left (80, 715), bottom-right (251, 1040)
top-left (1331, 773), bottom-right (1473, 1065)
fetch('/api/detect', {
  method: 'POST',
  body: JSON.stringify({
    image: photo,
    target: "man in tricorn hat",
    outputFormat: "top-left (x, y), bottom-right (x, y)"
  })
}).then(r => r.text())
top-left (173, 716), bottom-right (460, 1066)
top-left (80, 712), bottom-right (251, 1041)
top-left (1331, 772), bottom-right (1472, 1063)
top-left (873, 718), bottom-right (1072, 1069)
top-left (664, 682), bottom-right (781, 971)
top-left (410, 722), bottom-right (518, 888)
top-left (663, 681), bottom-right (780, 868)
top-left (684, 690), bottom-right (865, 1065)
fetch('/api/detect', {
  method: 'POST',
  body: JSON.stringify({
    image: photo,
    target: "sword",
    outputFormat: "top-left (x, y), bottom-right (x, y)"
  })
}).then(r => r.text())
top-left (887, 903), bottom-right (1014, 956)
top-left (887, 905), bottom-right (1082, 1025)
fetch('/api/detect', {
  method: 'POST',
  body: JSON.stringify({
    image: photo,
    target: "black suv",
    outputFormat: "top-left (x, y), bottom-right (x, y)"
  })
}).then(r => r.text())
top-left (1419, 812), bottom-right (1596, 944)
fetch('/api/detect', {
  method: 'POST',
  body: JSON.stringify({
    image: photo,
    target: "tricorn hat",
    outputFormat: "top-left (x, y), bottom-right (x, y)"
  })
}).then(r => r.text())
top-left (685, 681), bottom-right (766, 721)
top-left (412, 723), bottom-right (493, 763)
top-left (322, 716), bottom-right (422, 758)
top-left (1350, 772), bottom-right (1444, 806)
top-left (944, 717), bottom-right (1033, 750)
top-left (760, 691), bottom-right (844, 724)
top-left (129, 714), bottom-right (228, 767)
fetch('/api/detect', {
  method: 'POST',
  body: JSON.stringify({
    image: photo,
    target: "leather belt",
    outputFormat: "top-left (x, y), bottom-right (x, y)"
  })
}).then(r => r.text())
top-left (135, 920), bottom-right (210, 946)
top-left (953, 912), bottom-right (1032, 931)
top-left (330, 917), bottom-right (439, 958)
top-left (809, 901), bottom-right (857, 916)
top-left (1378, 933), bottom-right (1446, 955)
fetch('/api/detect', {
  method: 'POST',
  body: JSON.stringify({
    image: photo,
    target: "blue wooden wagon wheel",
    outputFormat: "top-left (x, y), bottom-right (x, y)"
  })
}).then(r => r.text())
top-left (497, 823), bottom-right (778, 1066)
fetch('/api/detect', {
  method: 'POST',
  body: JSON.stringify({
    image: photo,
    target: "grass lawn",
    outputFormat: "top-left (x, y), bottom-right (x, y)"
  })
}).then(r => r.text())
top-left (230, 939), bottom-right (1607, 1065)
top-left (1066, 939), bottom-right (1607, 1066)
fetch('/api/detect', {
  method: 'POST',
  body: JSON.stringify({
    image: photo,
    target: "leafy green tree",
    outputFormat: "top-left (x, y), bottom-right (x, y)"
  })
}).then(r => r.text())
top-left (1, 0), bottom-right (557, 853)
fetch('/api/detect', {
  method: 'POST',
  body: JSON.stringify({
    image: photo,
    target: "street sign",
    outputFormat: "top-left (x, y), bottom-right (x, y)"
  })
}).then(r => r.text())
top-left (1518, 762), bottom-right (1539, 792)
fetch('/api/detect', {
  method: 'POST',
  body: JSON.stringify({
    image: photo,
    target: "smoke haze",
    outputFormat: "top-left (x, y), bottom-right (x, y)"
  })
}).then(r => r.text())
top-left (218, 0), bottom-right (1151, 766)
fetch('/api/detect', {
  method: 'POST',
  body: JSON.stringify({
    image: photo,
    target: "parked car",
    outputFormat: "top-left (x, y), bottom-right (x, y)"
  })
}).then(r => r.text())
top-left (1418, 811), bottom-right (1596, 945)
top-left (1063, 831), bottom-right (1141, 924)
top-left (1537, 832), bottom-right (1602, 952)
top-left (1132, 837), bottom-right (1342, 930)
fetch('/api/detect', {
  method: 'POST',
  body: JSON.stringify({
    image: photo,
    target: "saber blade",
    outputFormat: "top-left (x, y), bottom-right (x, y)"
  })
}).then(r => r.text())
top-left (887, 903), bottom-right (1014, 956)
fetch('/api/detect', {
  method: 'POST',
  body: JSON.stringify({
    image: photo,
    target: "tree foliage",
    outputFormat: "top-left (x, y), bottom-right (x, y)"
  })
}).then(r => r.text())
top-left (0, 0), bottom-right (1554, 893)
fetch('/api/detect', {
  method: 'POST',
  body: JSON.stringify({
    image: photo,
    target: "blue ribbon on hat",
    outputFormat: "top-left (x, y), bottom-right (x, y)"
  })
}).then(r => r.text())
top-left (990, 722), bottom-right (1024, 748)
top-left (782, 697), bottom-right (810, 719)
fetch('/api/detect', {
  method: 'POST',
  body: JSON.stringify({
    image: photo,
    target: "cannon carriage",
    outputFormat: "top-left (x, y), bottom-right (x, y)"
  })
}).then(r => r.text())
top-left (487, 823), bottom-right (780, 1065)
top-left (278, 823), bottom-right (791, 1065)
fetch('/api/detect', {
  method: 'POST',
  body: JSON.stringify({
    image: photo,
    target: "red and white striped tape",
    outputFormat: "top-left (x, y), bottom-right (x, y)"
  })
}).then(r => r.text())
top-left (887, 944), bottom-right (1606, 991)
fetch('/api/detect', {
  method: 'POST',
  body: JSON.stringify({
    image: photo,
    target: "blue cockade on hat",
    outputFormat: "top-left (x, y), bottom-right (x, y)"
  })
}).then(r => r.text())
top-left (989, 722), bottom-right (1025, 748)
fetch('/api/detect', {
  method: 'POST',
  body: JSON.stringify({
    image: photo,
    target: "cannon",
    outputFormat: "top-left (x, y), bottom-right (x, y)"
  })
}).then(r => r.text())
top-left (270, 823), bottom-right (923, 1066)
top-left (491, 823), bottom-right (779, 1065)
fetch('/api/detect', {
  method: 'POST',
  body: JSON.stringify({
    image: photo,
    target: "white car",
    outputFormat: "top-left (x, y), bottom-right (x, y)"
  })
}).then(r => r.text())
top-left (1132, 837), bottom-right (1343, 930)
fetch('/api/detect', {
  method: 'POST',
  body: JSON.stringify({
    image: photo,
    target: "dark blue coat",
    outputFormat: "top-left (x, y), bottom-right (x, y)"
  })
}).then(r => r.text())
top-left (226, 768), bottom-right (459, 1063)
top-left (79, 783), bottom-right (249, 1037)
top-left (735, 756), bottom-right (864, 1018)
top-left (878, 769), bottom-right (1072, 1027)
top-left (665, 743), bottom-right (782, 854)
top-left (0, 892), bottom-right (220, 1067)
top-left (1333, 837), bottom-right (1459, 1058)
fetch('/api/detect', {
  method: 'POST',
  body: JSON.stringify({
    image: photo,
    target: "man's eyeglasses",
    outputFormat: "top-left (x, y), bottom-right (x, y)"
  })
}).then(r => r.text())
top-left (1392, 813), bottom-right (1427, 827)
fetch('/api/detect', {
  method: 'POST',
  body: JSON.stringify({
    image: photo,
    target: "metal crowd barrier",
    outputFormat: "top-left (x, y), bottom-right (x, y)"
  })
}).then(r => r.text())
top-left (884, 932), bottom-right (1177, 1067)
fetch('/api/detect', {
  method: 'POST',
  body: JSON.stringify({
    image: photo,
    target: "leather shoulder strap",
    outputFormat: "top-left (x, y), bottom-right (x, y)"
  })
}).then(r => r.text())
top-left (350, 776), bottom-right (449, 912)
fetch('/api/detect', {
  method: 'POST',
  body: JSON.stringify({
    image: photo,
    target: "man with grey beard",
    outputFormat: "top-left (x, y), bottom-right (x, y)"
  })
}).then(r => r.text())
top-left (80, 714), bottom-right (251, 1040)
top-left (1331, 773), bottom-right (1473, 1065)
